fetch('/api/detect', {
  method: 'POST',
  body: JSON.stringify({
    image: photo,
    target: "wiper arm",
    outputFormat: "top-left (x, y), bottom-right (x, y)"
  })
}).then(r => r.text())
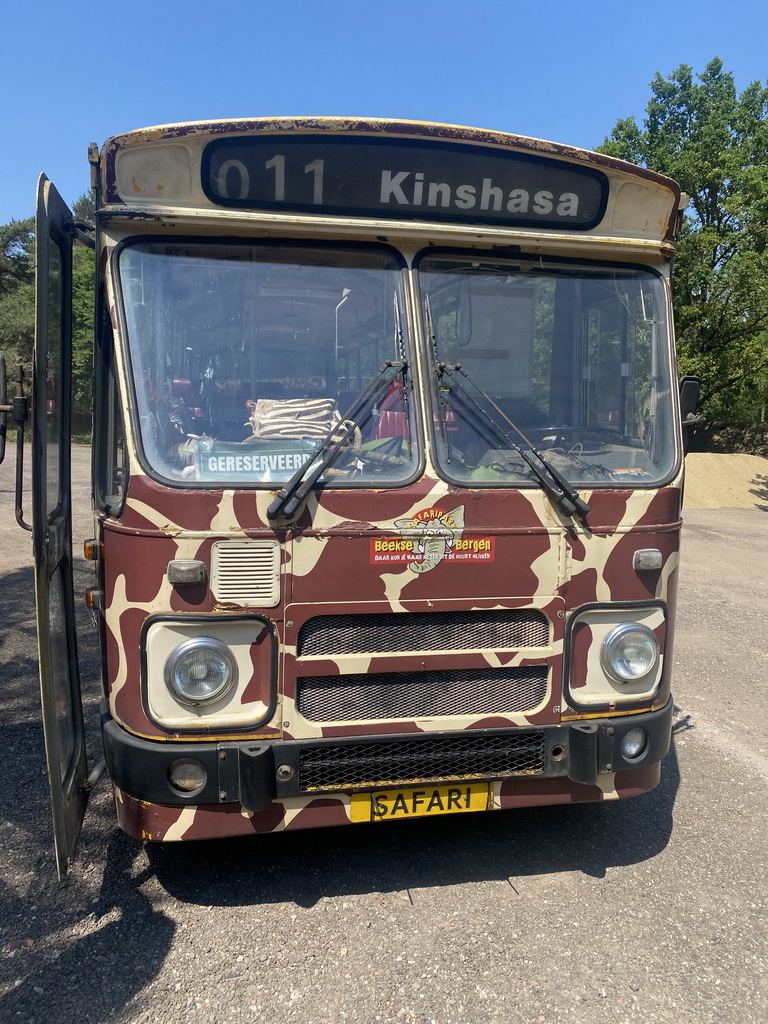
top-left (425, 297), bottom-right (451, 462)
top-left (266, 359), bottom-right (407, 522)
top-left (438, 363), bottom-right (590, 520)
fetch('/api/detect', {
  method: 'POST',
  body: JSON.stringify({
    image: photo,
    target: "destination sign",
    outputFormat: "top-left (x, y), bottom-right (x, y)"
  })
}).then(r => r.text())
top-left (202, 136), bottom-right (608, 229)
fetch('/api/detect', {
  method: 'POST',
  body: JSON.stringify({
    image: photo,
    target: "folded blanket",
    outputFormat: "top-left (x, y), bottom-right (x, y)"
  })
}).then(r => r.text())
top-left (245, 398), bottom-right (341, 440)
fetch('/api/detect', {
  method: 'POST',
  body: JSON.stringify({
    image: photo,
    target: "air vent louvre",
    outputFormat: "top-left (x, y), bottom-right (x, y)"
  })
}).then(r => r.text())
top-left (211, 540), bottom-right (280, 607)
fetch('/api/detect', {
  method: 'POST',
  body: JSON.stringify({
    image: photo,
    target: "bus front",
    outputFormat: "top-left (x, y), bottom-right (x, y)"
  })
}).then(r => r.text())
top-left (90, 119), bottom-right (683, 842)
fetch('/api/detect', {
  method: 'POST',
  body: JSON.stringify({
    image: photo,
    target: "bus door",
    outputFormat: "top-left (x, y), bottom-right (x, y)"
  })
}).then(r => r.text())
top-left (33, 175), bottom-right (88, 878)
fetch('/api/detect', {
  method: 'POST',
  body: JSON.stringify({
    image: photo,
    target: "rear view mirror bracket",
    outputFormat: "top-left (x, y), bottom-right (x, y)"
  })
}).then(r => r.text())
top-left (0, 357), bottom-right (31, 530)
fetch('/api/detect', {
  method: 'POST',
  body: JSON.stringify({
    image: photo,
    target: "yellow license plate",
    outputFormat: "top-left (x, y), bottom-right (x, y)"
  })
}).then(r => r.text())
top-left (349, 782), bottom-right (491, 823)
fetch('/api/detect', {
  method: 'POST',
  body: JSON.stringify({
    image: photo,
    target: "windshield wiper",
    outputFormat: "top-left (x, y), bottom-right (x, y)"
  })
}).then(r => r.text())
top-left (437, 362), bottom-right (590, 520)
top-left (266, 359), bottom-right (407, 522)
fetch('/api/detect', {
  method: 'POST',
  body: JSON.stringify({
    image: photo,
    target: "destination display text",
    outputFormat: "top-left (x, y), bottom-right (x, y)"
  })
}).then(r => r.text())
top-left (202, 136), bottom-right (607, 229)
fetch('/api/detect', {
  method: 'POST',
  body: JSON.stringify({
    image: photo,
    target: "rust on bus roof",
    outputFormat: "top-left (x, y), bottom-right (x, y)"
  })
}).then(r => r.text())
top-left (96, 118), bottom-right (681, 248)
top-left (99, 115), bottom-right (680, 204)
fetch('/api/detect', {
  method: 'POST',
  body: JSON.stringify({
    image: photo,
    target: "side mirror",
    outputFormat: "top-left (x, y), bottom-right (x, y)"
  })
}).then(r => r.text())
top-left (679, 375), bottom-right (705, 454)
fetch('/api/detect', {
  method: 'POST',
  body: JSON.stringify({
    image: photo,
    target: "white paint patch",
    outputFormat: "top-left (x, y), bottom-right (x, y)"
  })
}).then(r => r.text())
top-left (595, 772), bottom-right (619, 800)
top-left (162, 805), bottom-right (198, 841)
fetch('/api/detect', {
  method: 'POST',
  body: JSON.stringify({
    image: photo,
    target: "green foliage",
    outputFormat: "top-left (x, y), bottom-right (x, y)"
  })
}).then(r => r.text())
top-left (72, 192), bottom-right (95, 225)
top-left (72, 244), bottom-right (95, 412)
top-left (598, 58), bottom-right (768, 423)
top-left (0, 218), bottom-right (36, 369)
top-left (0, 217), bottom-right (34, 295)
top-left (0, 282), bottom-right (35, 364)
top-left (0, 195), bottom-right (94, 416)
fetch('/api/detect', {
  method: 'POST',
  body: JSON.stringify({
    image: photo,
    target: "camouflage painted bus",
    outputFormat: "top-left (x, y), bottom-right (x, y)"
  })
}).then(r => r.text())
top-left (2, 118), bottom-right (700, 876)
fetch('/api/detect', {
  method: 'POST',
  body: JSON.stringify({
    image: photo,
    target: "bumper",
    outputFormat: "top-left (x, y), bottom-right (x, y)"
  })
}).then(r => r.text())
top-left (102, 699), bottom-right (673, 812)
top-left (102, 700), bottom-right (671, 811)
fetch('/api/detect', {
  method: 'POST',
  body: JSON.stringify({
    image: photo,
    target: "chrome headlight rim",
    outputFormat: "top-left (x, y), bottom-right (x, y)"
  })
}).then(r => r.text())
top-left (164, 636), bottom-right (238, 707)
top-left (600, 622), bottom-right (660, 685)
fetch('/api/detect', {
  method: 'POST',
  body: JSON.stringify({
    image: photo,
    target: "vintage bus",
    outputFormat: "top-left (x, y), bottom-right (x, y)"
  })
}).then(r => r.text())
top-left (2, 118), bottom-right (699, 876)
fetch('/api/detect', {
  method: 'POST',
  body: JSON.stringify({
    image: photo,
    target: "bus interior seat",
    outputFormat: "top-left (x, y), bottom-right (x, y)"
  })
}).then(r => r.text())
top-left (172, 378), bottom-right (203, 419)
top-left (373, 380), bottom-right (406, 441)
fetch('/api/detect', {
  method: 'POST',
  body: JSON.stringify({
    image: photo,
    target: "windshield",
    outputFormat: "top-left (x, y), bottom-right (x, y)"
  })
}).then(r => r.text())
top-left (419, 254), bottom-right (678, 488)
top-left (119, 242), bottom-right (417, 487)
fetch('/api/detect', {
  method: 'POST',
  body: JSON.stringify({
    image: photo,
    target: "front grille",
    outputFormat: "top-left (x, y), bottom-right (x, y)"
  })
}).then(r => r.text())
top-left (298, 732), bottom-right (546, 791)
top-left (297, 666), bottom-right (548, 722)
top-left (297, 609), bottom-right (549, 657)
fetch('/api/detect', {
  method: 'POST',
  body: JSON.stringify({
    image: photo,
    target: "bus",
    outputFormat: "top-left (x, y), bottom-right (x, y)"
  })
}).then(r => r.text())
top-left (0, 117), bottom-right (700, 877)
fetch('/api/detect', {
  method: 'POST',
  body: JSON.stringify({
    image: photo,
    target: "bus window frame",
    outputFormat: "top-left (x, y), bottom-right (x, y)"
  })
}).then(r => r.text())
top-left (93, 292), bottom-right (128, 516)
top-left (110, 234), bottom-right (426, 492)
top-left (413, 246), bottom-right (682, 492)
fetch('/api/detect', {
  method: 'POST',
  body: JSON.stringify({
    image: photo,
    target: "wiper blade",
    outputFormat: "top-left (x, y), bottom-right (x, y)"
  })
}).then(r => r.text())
top-left (425, 296), bottom-right (452, 462)
top-left (266, 359), bottom-right (407, 522)
top-left (438, 363), bottom-right (590, 520)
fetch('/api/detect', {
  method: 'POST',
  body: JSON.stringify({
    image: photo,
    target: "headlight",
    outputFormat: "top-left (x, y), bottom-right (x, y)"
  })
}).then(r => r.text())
top-left (165, 637), bottom-right (238, 706)
top-left (600, 623), bottom-right (659, 684)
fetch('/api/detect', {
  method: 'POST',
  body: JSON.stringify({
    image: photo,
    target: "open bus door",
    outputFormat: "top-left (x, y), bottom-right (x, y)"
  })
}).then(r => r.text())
top-left (33, 175), bottom-right (89, 878)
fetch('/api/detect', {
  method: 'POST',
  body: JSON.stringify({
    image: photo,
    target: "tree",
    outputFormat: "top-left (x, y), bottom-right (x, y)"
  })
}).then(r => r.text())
top-left (72, 192), bottom-right (95, 226)
top-left (0, 196), bottom-right (95, 416)
top-left (598, 58), bottom-right (768, 422)
top-left (72, 243), bottom-right (95, 413)
top-left (0, 218), bottom-right (34, 295)
top-left (0, 218), bottom-right (36, 365)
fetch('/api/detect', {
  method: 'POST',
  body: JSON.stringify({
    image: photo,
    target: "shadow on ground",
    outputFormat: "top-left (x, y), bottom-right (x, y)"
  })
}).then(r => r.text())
top-left (750, 472), bottom-right (768, 512)
top-left (147, 724), bottom-right (683, 909)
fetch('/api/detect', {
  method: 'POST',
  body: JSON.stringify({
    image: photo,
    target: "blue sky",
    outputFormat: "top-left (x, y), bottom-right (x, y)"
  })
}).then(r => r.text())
top-left (2, 0), bottom-right (767, 224)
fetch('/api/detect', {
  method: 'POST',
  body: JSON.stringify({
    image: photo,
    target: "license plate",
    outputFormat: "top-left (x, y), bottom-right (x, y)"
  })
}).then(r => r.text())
top-left (349, 782), bottom-right (491, 823)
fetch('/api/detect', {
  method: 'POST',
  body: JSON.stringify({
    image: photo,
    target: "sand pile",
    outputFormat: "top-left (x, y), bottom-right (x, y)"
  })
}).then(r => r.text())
top-left (683, 452), bottom-right (768, 510)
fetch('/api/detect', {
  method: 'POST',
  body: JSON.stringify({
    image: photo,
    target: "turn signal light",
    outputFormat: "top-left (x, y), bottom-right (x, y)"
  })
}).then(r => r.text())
top-left (83, 539), bottom-right (101, 560)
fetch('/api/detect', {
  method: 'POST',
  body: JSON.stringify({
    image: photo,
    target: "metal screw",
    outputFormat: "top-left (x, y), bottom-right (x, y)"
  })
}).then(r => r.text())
top-left (607, 727), bottom-right (615, 735)
top-left (219, 751), bottom-right (227, 760)
top-left (286, 620), bottom-right (293, 627)
top-left (276, 764), bottom-right (294, 781)
top-left (218, 790), bottom-right (227, 801)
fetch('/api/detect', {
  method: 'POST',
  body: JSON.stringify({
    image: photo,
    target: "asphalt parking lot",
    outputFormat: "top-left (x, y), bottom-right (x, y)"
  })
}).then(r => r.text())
top-left (0, 447), bottom-right (766, 1024)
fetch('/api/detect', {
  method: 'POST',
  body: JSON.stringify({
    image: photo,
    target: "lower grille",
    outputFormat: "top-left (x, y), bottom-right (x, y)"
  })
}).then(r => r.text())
top-left (297, 666), bottom-right (548, 722)
top-left (298, 732), bottom-right (546, 791)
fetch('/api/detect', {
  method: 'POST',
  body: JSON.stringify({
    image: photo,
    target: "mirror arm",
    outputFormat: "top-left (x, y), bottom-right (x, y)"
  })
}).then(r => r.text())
top-left (12, 366), bottom-right (31, 531)
top-left (65, 222), bottom-right (96, 250)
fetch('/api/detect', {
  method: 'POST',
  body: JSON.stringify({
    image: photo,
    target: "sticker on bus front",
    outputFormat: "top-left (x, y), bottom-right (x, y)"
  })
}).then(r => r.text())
top-left (349, 782), bottom-right (492, 822)
top-left (193, 438), bottom-right (320, 482)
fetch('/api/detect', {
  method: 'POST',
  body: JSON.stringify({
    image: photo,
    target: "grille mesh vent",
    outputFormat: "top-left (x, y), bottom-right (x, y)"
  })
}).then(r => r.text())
top-left (298, 732), bottom-right (546, 791)
top-left (297, 666), bottom-right (548, 722)
top-left (298, 609), bottom-right (549, 657)
top-left (211, 540), bottom-right (280, 607)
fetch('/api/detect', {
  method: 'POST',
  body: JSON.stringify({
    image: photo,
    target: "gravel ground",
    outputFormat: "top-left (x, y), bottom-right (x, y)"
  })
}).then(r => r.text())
top-left (0, 449), bottom-right (765, 1024)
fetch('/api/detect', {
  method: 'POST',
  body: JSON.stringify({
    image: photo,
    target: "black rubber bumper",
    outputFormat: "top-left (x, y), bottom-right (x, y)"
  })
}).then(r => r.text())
top-left (102, 698), bottom-right (673, 810)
